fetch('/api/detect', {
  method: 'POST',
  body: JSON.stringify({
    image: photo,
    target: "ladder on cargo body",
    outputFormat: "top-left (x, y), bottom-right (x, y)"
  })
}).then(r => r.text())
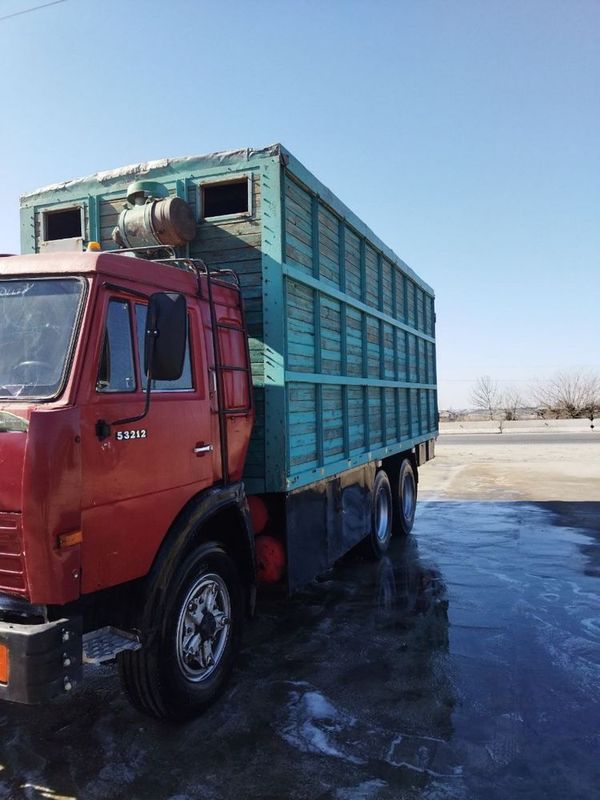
top-left (160, 256), bottom-right (253, 485)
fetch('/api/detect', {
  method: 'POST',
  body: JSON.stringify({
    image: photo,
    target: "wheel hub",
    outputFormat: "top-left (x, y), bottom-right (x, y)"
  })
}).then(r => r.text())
top-left (198, 612), bottom-right (217, 640)
top-left (402, 473), bottom-right (415, 517)
top-left (375, 485), bottom-right (391, 542)
top-left (176, 573), bottom-right (231, 682)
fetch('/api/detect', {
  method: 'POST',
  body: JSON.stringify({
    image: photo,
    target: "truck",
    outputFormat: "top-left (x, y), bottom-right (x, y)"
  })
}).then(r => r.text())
top-left (0, 144), bottom-right (437, 720)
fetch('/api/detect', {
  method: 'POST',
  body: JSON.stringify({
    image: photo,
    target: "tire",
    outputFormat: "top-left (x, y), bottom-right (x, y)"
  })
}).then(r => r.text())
top-left (118, 544), bottom-right (243, 721)
top-left (393, 458), bottom-right (417, 535)
top-left (362, 469), bottom-right (393, 559)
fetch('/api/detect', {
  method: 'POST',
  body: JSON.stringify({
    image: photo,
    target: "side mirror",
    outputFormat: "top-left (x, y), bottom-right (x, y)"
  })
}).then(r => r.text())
top-left (145, 292), bottom-right (187, 381)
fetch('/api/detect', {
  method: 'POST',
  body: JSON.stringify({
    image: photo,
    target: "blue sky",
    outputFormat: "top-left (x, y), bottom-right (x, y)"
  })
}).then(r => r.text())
top-left (0, 0), bottom-right (598, 407)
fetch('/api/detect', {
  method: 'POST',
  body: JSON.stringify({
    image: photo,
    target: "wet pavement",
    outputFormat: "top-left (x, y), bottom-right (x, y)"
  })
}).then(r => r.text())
top-left (1, 446), bottom-right (600, 799)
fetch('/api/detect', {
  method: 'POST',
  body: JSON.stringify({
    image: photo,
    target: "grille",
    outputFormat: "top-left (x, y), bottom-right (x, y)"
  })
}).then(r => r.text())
top-left (0, 513), bottom-right (27, 596)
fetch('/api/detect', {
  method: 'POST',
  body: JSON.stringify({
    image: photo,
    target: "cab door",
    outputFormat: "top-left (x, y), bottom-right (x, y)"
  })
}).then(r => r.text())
top-left (79, 289), bottom-right (219, 593)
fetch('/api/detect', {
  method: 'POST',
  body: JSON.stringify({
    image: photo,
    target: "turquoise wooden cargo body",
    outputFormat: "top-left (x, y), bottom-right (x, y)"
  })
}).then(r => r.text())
top-left (20, 144), bottom-right (438, 495)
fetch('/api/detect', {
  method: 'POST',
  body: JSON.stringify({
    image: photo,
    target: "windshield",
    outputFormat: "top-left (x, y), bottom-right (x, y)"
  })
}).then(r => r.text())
top-left (0, 278), bottom-right (84, 399)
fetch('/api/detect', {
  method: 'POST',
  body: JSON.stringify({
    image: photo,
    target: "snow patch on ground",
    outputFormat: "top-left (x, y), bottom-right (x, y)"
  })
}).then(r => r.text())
top-left (279, 681), bottom-right (466, 785)
top-left (385, 734), bottom-right (464, 779)
top-left (335, 779), bottom-right (387, 799)
top-left (280, 686), bottom-right (365, 764)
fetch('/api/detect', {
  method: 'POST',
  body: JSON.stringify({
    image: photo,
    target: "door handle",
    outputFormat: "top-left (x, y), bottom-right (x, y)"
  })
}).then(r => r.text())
top-left (194, 443), bottom-right (214, 455)
top-left (209, 368), bottom-right (218, 395)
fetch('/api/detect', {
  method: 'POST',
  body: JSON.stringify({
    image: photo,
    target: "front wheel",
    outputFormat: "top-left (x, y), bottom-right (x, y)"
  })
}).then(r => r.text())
top-left (119, 544), bottom-right (243, 721)
top-left (393, 458), bottom-right (417, 535)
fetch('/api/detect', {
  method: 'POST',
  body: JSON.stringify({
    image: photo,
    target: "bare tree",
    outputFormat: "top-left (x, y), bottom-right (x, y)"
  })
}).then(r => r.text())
top-left (502, 389), bottom-right (524, 421)
top-left (471, 375), bottom-right (501, 420)
top-left (584, 384), bottom-right (600, 429)
top-left (534, 371), bottom-right (600, 419)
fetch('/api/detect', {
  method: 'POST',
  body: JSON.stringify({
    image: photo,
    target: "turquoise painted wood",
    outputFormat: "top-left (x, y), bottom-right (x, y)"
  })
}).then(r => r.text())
top-left (19, 144), bottom-right (438, 494)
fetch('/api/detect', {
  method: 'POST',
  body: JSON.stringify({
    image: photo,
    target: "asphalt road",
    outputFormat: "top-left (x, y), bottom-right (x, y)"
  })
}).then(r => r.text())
top-left (440, 431), bottom-right (599, 446)
top-left (1, 441), bottom-right (599, 800)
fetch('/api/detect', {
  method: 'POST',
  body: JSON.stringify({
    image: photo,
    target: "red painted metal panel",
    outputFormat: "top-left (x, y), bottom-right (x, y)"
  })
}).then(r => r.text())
top-left (77, 285), bottom-right (221, 594)
top-left (0, 431), bottom-right (26, 512)
top-left (21, 407), bottom-right (82, 604)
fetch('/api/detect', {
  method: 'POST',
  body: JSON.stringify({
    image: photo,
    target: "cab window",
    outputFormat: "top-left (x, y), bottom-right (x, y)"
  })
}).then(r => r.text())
top-left (134, 303), bottom-right (193, 391)
top-left (96, 300), bottom-right (136, 392)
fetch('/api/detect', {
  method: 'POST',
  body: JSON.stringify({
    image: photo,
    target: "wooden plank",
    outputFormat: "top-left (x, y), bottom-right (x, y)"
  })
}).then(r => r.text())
top-left (323, 384), bottom-right (344, 461)
top-left (365, 244), bottom-right (379, 309)
top-left (319, 226), bottom-right (340, 254)
top-left (344, 227), bottom-right (361, 300)
top-left (318, 205), bottom-right (340, 290)
top-left (385, 387), bottom-right (397, 445)
top-left (282, 262), bottom-right (435, 344)
top-left (285, 204), bottom-right (313, 235)
top-left (382, 258), bottom-right (393, 316)
top-left (383, 323), bottom-right (394, 379)
top-left (408, 334), bottom-right (418, 383)
top-left (368, 387), bottom-right (383, 448)
top-left (406, 278), bottom-right (416, 326)
top-left (99, 197), bottom-right (126, 218)
top-left (285, 231), bottom-right (314, 262)
top-left (346, 305), bottom-right (362, 376)
top-left (429, 388), bottom-right (437, 431)
top-left (419, 389), bottom-right (428, 435)
top-left (287, 283), bottom-right (314, 312)
top-left (348, 385), bottom-right (365, 451)
top-left (410, 389), bottom-right (419, 438)
top-left (199, 218), bottom-right (261, 240)
top-left (286, 240), bottom-right (313, 273)
top-left (286, 277), bottom-right (316, 375)
top-left (286, 217), bottom-right (312, 248)
top-left (319, 255), bottom-right (340, 287)
top-left (284, 201), bottom-right (312, 236)
top-left (194, 246), bottom-right (262, 265)
top-left (318, 205), bottom-right (340, 234)
top-left (418, 338), bottom-right (427, 383)
top-left (285, 176), bottom-right (312, 210)
top-left (399, 389), bottom-right (409, 439)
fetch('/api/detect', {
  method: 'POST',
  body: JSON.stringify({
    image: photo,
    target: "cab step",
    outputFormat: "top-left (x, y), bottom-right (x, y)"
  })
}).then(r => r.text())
top-left (82, 626), bottom-right (141, 665)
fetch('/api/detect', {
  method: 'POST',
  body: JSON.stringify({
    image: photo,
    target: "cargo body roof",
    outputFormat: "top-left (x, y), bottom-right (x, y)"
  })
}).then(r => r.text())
top-left (20, 143), bottom-right (433, 296)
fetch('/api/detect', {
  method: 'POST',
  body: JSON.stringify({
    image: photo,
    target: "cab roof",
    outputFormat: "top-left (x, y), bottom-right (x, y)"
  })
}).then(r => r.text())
top-left (0, 251), bottom-right (199, 295)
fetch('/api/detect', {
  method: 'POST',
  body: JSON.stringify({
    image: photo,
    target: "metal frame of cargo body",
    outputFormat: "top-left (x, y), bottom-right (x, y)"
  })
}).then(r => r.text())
top-left (20, 144), bottom-right (438, 497)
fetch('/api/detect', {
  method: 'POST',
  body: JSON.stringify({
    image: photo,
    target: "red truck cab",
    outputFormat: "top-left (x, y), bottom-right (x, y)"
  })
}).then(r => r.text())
top-left (0, 251), bottom-right (256, 718)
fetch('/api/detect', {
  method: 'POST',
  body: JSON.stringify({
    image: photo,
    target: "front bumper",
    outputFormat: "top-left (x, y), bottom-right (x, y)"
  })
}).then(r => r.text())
top-left (0, 614), bottom-right (82, 704)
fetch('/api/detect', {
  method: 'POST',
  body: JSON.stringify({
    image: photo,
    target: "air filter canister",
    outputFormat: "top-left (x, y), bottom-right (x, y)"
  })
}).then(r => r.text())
top-left (113, 182), bottom-right (196, 249)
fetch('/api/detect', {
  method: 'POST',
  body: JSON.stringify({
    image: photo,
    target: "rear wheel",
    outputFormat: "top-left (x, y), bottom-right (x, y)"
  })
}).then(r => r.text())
top-left (362, 469), bottom-right (393, 559)
top-left (393, 458), bottom-right (417, 535)
top-left (118, 544), bottom-right (242, 721)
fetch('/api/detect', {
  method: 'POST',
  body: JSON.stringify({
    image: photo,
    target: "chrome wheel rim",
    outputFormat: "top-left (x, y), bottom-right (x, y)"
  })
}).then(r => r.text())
top-left (176, 573), bottom-right (231, 682)
top-left (402, 472), bottom-right (415, 519)
top-left (375, 483), bottom-right (391, 542)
